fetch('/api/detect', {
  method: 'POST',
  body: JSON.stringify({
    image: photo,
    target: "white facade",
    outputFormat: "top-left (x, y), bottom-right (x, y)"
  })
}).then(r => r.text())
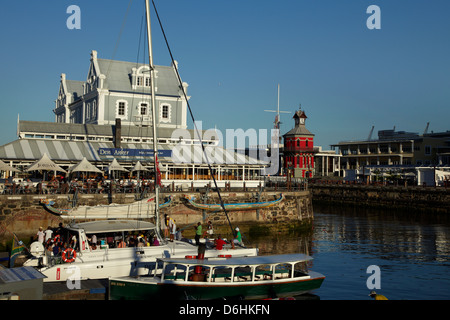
top-left (54, 50), bottom-right (188, 130)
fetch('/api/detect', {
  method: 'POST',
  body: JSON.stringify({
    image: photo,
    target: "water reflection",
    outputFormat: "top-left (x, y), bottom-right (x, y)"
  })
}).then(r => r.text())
top-left (313, 205), bottom-right (450, 266)
top-left (247, 204), bottom-right (450, 300)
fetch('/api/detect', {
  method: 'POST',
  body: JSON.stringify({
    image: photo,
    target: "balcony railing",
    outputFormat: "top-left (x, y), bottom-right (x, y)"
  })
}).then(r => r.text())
top-left (284, 147), bottom-right (315, 153)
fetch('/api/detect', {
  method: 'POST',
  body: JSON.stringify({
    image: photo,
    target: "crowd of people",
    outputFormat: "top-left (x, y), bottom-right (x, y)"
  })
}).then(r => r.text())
top-left (162, 214), bottom-right (245, 250)
top-left (33, 215), bottom-right (246, 262)
top-left (2, 175), bottom-right (158, 195)
top-left (34, 222), bottom-right (163, 261)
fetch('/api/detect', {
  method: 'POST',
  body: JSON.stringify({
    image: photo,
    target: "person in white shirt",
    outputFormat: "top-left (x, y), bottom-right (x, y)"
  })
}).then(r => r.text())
top-left (169, 218), bottom-right (176, 241)
top-left (44, 226), bottom-right (53, 242)
top-left (36, 227), bottom-right (45, 243)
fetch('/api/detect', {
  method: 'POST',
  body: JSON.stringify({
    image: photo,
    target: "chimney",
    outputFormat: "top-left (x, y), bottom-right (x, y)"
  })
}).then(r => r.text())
top-left (114, 118), bottom-right (121, 148)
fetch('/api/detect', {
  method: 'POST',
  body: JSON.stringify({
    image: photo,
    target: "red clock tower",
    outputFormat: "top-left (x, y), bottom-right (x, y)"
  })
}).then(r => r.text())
top-left (283, 108), bottom-right (315, 178)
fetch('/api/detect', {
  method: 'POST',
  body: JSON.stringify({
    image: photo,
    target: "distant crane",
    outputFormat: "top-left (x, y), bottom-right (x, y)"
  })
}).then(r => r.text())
top-left (368, 126), bottom-right (375, 141)
top-left (424, 122), bottom-right (430, 134)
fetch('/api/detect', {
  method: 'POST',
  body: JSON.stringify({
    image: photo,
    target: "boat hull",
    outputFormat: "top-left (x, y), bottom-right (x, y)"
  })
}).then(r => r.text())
top-left (25, 245), bottom-right (257, 282)
top-left (184, 194), bottom-right (284, 212)
top-left (110, 272), bottom-right (325, 300)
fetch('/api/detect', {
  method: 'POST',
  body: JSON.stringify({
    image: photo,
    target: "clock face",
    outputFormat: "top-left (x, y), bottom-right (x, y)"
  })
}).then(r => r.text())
top-left (300, 118), bottom-right (305, 124)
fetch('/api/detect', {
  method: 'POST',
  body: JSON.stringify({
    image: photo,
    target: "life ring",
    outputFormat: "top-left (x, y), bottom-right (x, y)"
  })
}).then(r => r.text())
top-left (62, 248), bottom-right (77, 263)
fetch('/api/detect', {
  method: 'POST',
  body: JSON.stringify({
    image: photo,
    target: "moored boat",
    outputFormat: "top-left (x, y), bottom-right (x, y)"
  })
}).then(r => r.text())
top-left (22, 219), bottom-right (257, 282)
top-left (40, 195), bottom-right (173, 219)
top-left (109, 253), bottom-right (325, 300)
top-left (184, 194), bottom-right (284, 212)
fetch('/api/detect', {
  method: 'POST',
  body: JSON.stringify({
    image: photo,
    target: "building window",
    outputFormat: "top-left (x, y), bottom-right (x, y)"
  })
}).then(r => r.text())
top-left (159, 103), bottom-right (171, 123)
top-left (425, 146), bottom-right (432, 155)
top-left (133, 66), bottom-right (153, 89)
top-left (297, 140), bottom-right (300, 147)
top-left (118, 103), bottom-right (125, 115)
top-left (140, 103), bottom-right (148, 115)
top-left (162, 105), bottom-right (168, 118)
top-left (116, 100), bottom-right (128, 119)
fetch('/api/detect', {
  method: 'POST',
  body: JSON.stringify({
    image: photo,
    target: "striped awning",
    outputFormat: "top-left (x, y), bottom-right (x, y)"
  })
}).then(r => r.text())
top-left (0, 138), bottom-right (267, 166)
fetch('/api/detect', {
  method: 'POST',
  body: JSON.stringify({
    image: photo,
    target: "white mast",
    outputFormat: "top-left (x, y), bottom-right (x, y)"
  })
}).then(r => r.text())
top-left (145, 0), bottom-right (161, 236)
top-left (264, 84), bottom-right (290, 145)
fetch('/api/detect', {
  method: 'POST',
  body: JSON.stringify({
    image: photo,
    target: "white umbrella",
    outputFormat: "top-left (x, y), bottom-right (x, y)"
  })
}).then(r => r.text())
top-left (131, 161), bottom-right (149, 173)
top-left (69, 157), bottom-right (103, 174)
top-left (26, 153), bottom-right (67, 173)
top-left (108, 158), bottom-right (129, 172)
top-left (131, 160), bottom-right (149, 180)
top-left (0, 159), bottom-right (20, 172)
top-left (108, 158), bottom-right (128, 180)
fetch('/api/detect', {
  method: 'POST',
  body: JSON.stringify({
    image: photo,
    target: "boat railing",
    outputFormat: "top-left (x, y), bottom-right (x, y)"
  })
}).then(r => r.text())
top-left (160, 261), bottom-right (307, 284)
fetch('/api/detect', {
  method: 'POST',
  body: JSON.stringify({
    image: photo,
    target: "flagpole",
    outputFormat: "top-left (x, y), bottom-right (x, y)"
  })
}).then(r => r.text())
top-left (145, 0), bottom-right (161, 239)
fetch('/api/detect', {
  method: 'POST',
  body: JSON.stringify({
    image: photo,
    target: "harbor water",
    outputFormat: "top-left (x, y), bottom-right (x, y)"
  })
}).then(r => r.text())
top-left (249, 204), bottom-right (450, 300)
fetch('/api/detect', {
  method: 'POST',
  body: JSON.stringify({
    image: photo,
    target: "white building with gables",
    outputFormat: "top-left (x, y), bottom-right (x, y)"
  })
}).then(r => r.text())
top-left (0, 50), bottom-right (268, 188)
top-left (55, 50), bottom-right (188, 130)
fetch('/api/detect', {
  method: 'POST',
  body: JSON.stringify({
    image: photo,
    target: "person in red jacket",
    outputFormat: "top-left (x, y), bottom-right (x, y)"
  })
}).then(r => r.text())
top-left (214, 235), bottom-right (226, 250)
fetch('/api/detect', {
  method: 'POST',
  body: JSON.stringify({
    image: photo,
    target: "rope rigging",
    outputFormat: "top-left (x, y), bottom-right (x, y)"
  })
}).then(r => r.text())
top-left (150, 0), bottom-right (236, 239)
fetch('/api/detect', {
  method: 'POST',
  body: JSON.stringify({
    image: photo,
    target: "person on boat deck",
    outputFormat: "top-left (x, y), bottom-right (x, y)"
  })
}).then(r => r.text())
top-left (175, 227), bottom-right (182, 241)
top-left (128, 234), bottom-right (138, 247)
top-left (194, 222), bottom-right (202, 246)
top-left (214, 235), bottom-right (226, 250)
top-left (44, 226), bottom-right (53, 242)
top-left (169, 218), bottom-right (176, 241)
top-left (118, 238), bottom-right (126, 248)
top-left (233, 227), bottom-right (244, 247)
top-left (91, 234), bottom-right (97, 246)
top-left (163, 214), bottom-right (170, 239)
top-left (36, 227), bottom-right (45, 244)
top-left (152, 235), bottom-right (160, 246)
top-left (137, 238), bottom-right (145, 247)
top-left (203, 221), bottom-right (213, 238)
top-left (70, 234), bottom-right (78, 250)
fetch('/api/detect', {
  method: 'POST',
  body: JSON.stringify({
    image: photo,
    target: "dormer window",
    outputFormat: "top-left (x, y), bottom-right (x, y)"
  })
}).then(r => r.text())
top-left (132, 66), bottom-right (152, 89)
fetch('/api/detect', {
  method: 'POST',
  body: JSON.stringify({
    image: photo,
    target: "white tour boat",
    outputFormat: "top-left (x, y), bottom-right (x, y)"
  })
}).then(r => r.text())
top-left (23, 219), bottom-right (257, 282)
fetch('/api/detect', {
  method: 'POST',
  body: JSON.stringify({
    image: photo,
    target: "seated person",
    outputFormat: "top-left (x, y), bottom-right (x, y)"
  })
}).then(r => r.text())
top-left (214, 235), bottom-right (227, 250)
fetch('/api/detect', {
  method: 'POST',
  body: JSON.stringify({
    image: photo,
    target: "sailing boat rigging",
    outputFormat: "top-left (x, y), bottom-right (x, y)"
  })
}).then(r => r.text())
top-left (23, 1), bottom-right (259, 282)
top-left (145, 0), bottom-right (162, 237)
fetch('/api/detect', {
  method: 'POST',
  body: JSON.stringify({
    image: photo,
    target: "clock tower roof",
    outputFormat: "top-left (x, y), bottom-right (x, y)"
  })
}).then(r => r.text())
top-left (283, 108), bottom-right (314, 137)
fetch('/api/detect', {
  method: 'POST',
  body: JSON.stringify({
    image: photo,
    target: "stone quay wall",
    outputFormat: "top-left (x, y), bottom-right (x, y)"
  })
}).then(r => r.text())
top-left (0, 191), bottom-right (313, 248)
top-left (310, 184), bottom-right (450, 213)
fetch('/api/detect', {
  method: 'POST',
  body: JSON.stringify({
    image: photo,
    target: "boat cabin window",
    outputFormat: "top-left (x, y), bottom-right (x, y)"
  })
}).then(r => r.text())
top-left (274, 263), bottom-right (292, 279)
top-left (255, 264), bottom-right (273, 280)
top-left (163, 263), bottom-right (187, 281)
top-left (293, 261), bottom-right (309, 277)
top-left (212, 266), bottom-right (233, 282)
top-left (187, 265), bottom-right (211, 282)
top-left (84, 229), bottom-right (160, 250)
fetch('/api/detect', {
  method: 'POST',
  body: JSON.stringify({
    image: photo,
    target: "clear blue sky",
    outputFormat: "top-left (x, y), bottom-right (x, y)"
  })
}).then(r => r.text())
top-left (0, 0), bottom-right (449, 149)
